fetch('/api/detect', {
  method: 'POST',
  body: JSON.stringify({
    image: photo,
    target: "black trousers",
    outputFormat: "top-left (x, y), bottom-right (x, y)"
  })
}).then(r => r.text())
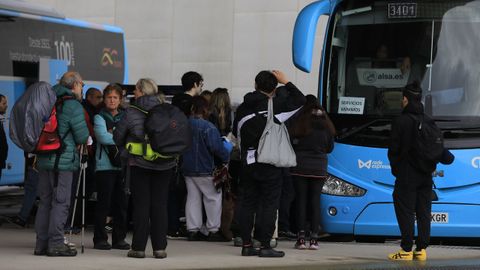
top-left (393, 179), bottom-right (432, 252)
top-left (130, 166), bottom-right (173, 251)
top-left (293, 176), bottom-right (324, 238)
top-left (278, 169), bottom-right (295, 232)
top-left (94, 170), bottom-right (128, 244)
top-left (240, 163), bottom-right (283, 247)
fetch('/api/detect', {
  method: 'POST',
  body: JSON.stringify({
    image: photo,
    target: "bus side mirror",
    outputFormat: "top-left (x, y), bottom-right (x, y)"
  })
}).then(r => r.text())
top-left (292, 0), bottom-right (331, 73)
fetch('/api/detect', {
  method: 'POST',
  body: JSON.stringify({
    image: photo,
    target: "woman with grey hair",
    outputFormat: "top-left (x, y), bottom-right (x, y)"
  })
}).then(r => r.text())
top-left (113, 78), bottom-right (174, 259)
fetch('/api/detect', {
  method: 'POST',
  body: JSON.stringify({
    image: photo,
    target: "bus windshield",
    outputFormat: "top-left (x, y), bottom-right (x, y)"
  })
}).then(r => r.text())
top-left (327, 0), bottom-right (480, 147)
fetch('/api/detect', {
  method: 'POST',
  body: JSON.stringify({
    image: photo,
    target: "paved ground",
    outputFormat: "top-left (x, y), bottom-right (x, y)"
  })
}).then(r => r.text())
top-left (0, 225), bottom-right (480, 270)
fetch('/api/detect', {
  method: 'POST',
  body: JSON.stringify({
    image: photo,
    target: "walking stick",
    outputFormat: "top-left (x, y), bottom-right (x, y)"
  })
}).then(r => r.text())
top-left (69, 145), bottom-right (88, 254)
top-left (80, 145), bottom-right (88, 254)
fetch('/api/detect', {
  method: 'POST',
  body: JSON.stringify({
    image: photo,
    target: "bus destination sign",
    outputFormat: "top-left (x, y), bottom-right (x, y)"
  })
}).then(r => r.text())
top-left (387, 2), bottom-right (417, 19)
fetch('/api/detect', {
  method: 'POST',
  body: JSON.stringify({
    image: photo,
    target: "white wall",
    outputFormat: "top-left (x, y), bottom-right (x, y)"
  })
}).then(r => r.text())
top-left (26, 0), bottom-right (327, 103)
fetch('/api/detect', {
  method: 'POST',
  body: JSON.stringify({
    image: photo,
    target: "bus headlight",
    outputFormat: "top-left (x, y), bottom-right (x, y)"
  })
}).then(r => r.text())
top-left (322, 175), bottom-right (366, 197)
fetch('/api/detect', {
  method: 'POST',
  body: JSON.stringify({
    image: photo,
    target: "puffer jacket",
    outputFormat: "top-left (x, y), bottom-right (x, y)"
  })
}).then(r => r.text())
top-left (113, 95), bottom-right (176, 171)
top-left (37, 85), bottom-right (89, 171)
top-left (94, 110), bottom-right (124, 171)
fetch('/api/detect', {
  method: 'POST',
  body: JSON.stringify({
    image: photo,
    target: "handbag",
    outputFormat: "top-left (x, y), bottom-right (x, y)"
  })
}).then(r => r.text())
top-left (256, 98), bottom-right (297, 167)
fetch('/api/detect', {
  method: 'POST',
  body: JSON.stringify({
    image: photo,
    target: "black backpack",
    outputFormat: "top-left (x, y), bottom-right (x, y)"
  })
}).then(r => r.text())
top-left (143, 103), bottom-right (192, 157)
top-left (408, 114), bottom-right (444, 173)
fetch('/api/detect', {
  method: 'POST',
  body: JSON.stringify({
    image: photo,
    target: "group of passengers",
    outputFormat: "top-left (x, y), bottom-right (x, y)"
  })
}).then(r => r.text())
top-left (3, 70), bottom-right (336, 259)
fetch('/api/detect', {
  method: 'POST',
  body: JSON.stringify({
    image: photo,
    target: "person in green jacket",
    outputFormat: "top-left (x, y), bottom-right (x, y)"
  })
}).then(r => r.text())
top-left (34, 71), bottom-right (89, 257)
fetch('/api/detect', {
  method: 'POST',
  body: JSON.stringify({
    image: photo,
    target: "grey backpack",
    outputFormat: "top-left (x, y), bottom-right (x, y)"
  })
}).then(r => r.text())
top-left (256, 98), bottom-right (297, 167)
top-left (9, 82), bottom-right (57, 152)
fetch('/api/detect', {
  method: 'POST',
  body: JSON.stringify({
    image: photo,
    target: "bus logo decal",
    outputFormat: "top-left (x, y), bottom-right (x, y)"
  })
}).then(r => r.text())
top-left (358, 159), bottom-right (372, 169)
top-left (472, 157), bottom-right (480, 169)
top-left (358, 159), bottom-right (391, 170)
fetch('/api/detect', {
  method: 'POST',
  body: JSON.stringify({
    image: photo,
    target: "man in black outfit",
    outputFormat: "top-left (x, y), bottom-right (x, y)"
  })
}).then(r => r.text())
top-left (0, 94), bottom-right (8, 180)
top-left (233, 70), bottom-right (305, 258)
top-left (387, 82), bottom-right (454, 261)
top-left (172, 71), bottom-right (203, 116)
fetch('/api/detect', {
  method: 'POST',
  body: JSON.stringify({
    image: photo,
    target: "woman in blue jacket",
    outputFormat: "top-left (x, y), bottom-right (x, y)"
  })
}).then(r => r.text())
top-left (182, 96), bottom-right (232, 242)
top-left (93, 84), bottom-right (129, 251)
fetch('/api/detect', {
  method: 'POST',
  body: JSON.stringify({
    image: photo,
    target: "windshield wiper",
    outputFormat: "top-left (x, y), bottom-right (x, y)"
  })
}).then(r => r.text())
top-left (338, 119), bottom-right (389, 140)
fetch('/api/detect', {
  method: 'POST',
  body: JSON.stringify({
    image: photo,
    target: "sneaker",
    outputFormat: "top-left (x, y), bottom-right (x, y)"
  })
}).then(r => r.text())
top-left (188, 231), bottom-right (208, 241)
top-left (47, 244), bottom-right (77, 257)
top-left (112, 240), bottom-right (130, 250)
top-left (309, 239), bottom-right (319, 250)
top-left (414, 249), bottom-right (427, 261)
top-left (241, 246), bottom-right (260, 256)
top-left (94, 240), bottom-right (112, 250)
top-left (278, 231), bottom-right (296, 240)
top-left (388, 249), bottom-right (413, 261)
top-left (153, 250), bottom-right (167, 259)
top-left (127, 250), bottom-right (145, 258)
top-left (208, 231), bottom-right (229, 242)
top-left (167, 231), bottom-right (186, 240)
top-left (259, 247), bottom-right (285, 258)
top-left (295, 238), bottom-right (307, 250)
top-left (5, 216), bottom-right (26, 228)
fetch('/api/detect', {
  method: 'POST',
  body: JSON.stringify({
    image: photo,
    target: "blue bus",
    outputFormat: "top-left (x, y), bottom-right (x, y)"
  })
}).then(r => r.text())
top-left (0, 1), bottom-right (127, 186)
top-left (293, 0), bottom-right (480, 239)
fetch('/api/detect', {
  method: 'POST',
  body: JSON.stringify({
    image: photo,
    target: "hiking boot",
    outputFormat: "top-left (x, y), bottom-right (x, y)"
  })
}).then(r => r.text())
top-left (112, 240), bottom-right (130, 250)
top-left (5, 216), bottom-right (27, 228)
top-left (294, 238), bottom-right (307, 250)
top-left (34, 248), bottom-right (47, 256)
top-left (241, 246), bottom-right (260, 256)
top-left (47, 244), bottom-right (77, 257)
top-left (388, 249), bottom-right (413, 261)
top-left (259, 247), bottom-right (285, 258)
top-left (278, 231), bottom-right (296, 240)
top-left (94, 240), bottom-right (112, 250)
top-left (153, 250), bottom-right (167, 259)
top-left (414, 249), bottom-right (427, 261)
top-left (127, 250), bottom-right (145, 258)
top-left (208, 231), bottom-right (229, 242)
top-left (309, 239), bottom-right (319, 250)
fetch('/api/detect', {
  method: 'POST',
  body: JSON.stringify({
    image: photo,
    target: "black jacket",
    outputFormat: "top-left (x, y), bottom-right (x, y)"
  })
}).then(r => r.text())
top-left (233, 82), bottom-right (305, 163)
top-left (0, 120), bottom-right (7, 169)
top-left (113, 95), bottom-right (176, 171)
top-left (171, 93), bottom-right (193, 117)
top-left (290, 115), bottom-right (334, 177)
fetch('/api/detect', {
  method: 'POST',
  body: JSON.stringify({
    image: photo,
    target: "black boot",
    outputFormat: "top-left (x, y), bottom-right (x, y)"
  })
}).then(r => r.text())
top-left (259, 247), bottom-right (285, 258)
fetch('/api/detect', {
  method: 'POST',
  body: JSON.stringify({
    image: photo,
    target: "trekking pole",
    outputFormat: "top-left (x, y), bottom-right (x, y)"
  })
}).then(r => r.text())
top-left (70, 146), bottom-right (84, 237)
top-left (80, 145), bottom-right (88, 254)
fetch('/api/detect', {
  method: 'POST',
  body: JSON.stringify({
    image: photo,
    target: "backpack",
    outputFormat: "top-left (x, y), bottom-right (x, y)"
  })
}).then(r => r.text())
top-left (9, 82), bottom-right (72, 154)
top-left (35, 95), bottom-right (75, 154)
top-left (408, 114), bottom-right (444, 173)
top-left (98, 113), bottom-right (122, 167)
top-left (256, 98), bottom-right (297, 167)
top-left (130, 103), bottom-right (192, 159)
